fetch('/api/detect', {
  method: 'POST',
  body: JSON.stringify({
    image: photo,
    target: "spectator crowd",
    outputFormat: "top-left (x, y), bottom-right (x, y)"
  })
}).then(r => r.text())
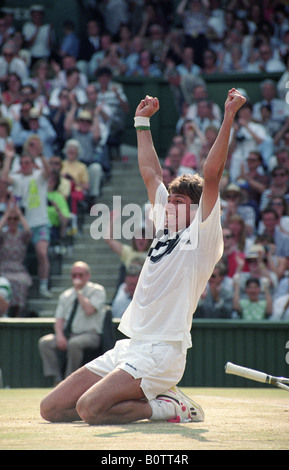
top-left (0, 0), bottom-right (288, 328)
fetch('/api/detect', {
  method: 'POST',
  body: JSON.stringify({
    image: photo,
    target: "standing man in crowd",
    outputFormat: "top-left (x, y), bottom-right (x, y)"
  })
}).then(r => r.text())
top-left (40, 88), bottom-right (246, 425)
top-left (1, 146), bottom-right (52, 298)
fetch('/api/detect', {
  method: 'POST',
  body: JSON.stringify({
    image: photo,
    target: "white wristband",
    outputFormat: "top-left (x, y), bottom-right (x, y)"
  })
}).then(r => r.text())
top-left (134, 116), bottom-right (150, 128)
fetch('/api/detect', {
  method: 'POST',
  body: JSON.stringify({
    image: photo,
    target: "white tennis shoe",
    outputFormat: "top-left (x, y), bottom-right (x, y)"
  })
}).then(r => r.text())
top-left (157, 385), bottom-right (205, 423)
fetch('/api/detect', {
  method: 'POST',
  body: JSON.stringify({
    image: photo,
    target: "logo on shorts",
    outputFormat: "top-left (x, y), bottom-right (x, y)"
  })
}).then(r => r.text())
top-left (125, 362), bottom-right (137, 372)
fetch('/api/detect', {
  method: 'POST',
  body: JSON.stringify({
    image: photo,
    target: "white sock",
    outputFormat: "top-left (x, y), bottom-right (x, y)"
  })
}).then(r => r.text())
top-left (149, 399), bottom-right (175, 421)
top-left (40, 279), bottom-right (48, 289)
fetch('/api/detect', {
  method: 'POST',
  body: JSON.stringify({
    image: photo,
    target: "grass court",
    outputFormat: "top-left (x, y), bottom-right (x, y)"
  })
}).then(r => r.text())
top-left (0, 387), bottom-right (288, 451)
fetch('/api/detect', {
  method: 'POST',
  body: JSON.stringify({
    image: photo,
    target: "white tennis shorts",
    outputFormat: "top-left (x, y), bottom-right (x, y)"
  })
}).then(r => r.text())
top-left (85, 338), bottom-right (186, 401)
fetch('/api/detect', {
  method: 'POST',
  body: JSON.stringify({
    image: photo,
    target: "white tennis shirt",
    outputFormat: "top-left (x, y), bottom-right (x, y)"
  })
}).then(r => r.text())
top-left (119, 183), bottom-right (223, 352)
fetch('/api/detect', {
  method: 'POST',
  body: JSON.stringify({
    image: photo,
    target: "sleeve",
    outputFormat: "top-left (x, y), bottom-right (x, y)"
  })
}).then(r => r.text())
top-left (87, 284), bottom-right (106, 313)
top-left (189, 194), bottom-right (223, 254)
top-left (151, 183), bottom-right (168, 234)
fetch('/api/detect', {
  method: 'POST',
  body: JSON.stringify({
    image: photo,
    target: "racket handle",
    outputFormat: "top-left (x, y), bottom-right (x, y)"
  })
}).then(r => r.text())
top-left (225, 362), bottom-right (269, 384)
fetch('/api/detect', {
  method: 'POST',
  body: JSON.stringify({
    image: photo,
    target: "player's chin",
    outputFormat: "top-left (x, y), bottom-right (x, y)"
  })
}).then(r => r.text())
top-left (166, 216), bottom-right (178, 232)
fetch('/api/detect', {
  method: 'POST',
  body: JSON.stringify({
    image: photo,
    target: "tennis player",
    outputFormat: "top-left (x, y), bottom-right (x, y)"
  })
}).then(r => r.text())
top-left (40, 88), bottom-right (246, 425)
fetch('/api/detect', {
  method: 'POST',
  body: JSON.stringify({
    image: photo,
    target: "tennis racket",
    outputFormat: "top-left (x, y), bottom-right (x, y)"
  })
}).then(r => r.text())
top-left (225, 362), bottom-right (289, 392)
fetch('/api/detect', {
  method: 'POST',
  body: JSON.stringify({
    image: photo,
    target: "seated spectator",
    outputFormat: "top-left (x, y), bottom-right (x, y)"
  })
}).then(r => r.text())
top-left (0, 117), bottom-right (13, 155)
top-left (49, 88), bottom-right (73, 154)
top-left (3, 96), bottom-right (33, 134)
top-left (48, 156), bottom-right (71, 200)
top-left (218, 33), bottom-right (248, 74)
top-left (252, 79), bottom-right (289, 125)
top-left (1, 72), bottom-right (22, 109)
top-left (87, 33), bottom-right (113, 79)
top-left (227, 213), bottom-right (254, 255)
top-left (21, 4), bottom-right (54, 67)
top-left (82, 83), bottom-right (113, 140)
top-left (255, 234), bottom-right (287, 281)
top-left (260, 166), bottom-right (289, 211)
top-left (271, 292), bottom-right (289, 320)
top-left (78, 19), bottom-right (101, 64)
top-left (202, 48), bottom-right (219, 74)
top-left (258, 195), bottom-right (289, 237)
top-left (274, 265), bottom-right (289, 298)
top-left (0, 205), bottom-right (32, 317)
top-left (130, 48), bottom-right (161, 77)
top-left (0, 40), bottom-right (28, 86)
top-left (163, 144), bottom-right (195, 177)
top-left (61, 139), bottom-right (89, 216)
top-left (94, 66), bottom-right (129, 161)
top-left (143, 23), bottom-right (166, 67)
top-left (6, 82), bottom-right (50, 121)
top-left (176, 0), bottom-right (209, 67)
top-left (100, 0), bottom-right (129, 40)
top-left (0, 179), bottom-right (11, 217)
top-left (51, 54), bottom-right (88, 91)
top-left (277, 52), bottom-right (289, 101)
top-left (186, 83), bottom-right (222, 121)
top-left (1, 147), bottom-right (52, 299)
top-left (30, 59), bottom-right (54, 108)
top-left (236, 150), bottom-right (269, 208)
top-left (175, 46), bottom-right (201, 78)
top-left (111, 262), bottom-right (143, 319)
top-left (258, 207), bottom-right (289, 258)
top-left (246, 42), bottom-right (286, 74)
top-left (160, 28), bottom-right (184, 70)
top-left (221, 183), bottom-right (256, 237)
top-left (232, 244), bottom-right (279, 300)
top-left (10, 107), bottom-right (56, 158)
top-left (64, 107), bottom-right (106, 204)
top-left (164, 48), bottom-right (204, 112)
top-left (228, 100), bottom-right (267, 183)
top-left (257, 103), bottom-right (281, 139)
top-left (194, 262), bottom-right (234, 319)
top-left (38, 261), bottom-right (106, 383)
top-left (49, 67), bottom-right (87, 108)
top-left (124, 35), bottom-right (146, 76)
top-left (10, 134), bottom-right (44, 174)
top-left (268, 147), bottom-right (289, 174)
top-left (0, 274), bottom-right (12, 317)
top-left (191, 98), bottom-right (221, 135)
top-left (47, 170), bottom-right (72, 245)
top-left (198, 125), bottom-right (219, 170)
top-left (273, 120), bottom-right (289, 152)
top-left (58, 20), bottom-right (79, 59)
top-left (179, 120), bottom-right (206, 171)
top-left (233, 276), bottom-right (272, 320)
top-left (221, 226), bottom-right (248, 278)
top-left (99, 43), bottom-right (128, 77)
top-left (161, 165), bottom-right (177, 189)
top-left (117, 24), bottom-right (133, 62)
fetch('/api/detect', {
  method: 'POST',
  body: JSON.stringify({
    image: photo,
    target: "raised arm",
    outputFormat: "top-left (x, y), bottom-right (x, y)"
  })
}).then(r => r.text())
top-left (202, 88), bottom-right (246, 221)
top-left (134, 95), bottom-right (163, 205)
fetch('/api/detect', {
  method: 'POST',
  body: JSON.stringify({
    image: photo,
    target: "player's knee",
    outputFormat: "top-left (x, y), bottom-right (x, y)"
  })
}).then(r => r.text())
top-left (76, 395), bottom-right (102, 425)
top-left (40, 396), bottom-right (60, 422)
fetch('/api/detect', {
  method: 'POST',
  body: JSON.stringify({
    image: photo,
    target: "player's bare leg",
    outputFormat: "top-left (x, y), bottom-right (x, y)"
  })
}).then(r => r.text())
top-left (76, 368), bottom-right (152, 425)
top-left (40, 366), bottom-right (102, 422)
top-left (40, 367), bottom-right (152, 424)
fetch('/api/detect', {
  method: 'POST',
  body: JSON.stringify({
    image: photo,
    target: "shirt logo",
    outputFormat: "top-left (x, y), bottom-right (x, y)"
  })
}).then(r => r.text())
top-left (148, 229), bottom-right (181, 263)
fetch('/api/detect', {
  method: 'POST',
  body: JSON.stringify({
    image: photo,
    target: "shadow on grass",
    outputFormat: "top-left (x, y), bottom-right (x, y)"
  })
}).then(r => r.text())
top-left (86, 421), bottom-right (210, 444)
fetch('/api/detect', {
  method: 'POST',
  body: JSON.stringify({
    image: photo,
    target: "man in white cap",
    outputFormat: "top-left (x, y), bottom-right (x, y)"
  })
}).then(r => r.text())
top-left (22, 5), bottom-right (54, 66)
